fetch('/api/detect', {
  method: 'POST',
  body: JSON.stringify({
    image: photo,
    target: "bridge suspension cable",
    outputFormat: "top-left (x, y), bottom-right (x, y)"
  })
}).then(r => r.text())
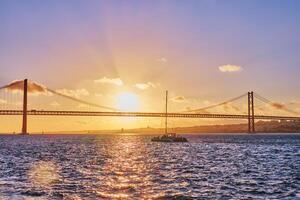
top-left (43, 87), bottom-right (119, 111)
top-left (254, 92), bottom-right (299, 115)
top-left (182, 93), bottom-right (248, 113)
top-left (0, 80), bottom-right (119, 111)
top-left (0, 85), bottom-right (22, 110)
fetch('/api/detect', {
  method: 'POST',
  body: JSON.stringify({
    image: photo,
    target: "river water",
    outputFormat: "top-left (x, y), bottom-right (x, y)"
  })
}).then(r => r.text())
top-left (0, 134), bottom-right (299, 199)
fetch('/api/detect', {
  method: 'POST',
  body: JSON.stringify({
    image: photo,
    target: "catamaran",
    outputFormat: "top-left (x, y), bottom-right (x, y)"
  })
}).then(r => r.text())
top-left (151, 91), bottom-right (188, 142)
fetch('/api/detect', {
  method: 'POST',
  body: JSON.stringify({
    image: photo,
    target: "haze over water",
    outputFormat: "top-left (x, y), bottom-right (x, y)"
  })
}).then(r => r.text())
top-left (0, 134), bottom-right (299, 199)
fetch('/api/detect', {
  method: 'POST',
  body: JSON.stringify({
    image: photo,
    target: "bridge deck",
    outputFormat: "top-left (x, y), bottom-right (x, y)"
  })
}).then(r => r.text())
top-left (0, 110), bottom-right (299, 120)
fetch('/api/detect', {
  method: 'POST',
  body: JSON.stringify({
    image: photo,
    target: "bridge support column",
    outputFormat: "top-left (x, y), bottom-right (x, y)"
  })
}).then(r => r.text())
top-left (165, 90), bottom-right (168, 135)
top-left (21, 79), bottom-right (28, 135)
top-left (248, 91), bottom-right (255, 133)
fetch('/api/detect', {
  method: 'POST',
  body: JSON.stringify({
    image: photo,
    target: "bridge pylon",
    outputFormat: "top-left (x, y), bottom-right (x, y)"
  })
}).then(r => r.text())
top-left (21, 79), bottom-right (28, 135)
top-left (248, 91), bottom-right (255, 133)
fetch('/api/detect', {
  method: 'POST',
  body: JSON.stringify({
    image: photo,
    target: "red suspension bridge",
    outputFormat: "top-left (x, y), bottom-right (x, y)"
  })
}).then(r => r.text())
top-left (1, 79), bottom-right (300, 134)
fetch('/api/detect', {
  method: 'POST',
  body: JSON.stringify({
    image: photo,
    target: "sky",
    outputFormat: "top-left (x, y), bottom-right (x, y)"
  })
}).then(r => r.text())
top-left (1, 0), bottom-right (300, 132)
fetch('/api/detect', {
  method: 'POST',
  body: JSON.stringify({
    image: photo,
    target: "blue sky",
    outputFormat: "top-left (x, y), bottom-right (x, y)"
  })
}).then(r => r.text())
top-left (1, 0), bottom-right (300, 107)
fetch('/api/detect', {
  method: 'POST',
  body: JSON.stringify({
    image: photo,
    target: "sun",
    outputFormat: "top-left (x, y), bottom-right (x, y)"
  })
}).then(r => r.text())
top-left (116, 92), bottom-right (140, 111)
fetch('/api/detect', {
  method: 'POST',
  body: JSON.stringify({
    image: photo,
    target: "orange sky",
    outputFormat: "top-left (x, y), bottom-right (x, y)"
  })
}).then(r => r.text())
top-left (1, 1), bottom-right (300, 132)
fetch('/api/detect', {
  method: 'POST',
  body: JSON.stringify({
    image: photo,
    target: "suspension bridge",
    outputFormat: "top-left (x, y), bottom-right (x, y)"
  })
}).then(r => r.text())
top-left (1, 79), bottom-right (300, 134)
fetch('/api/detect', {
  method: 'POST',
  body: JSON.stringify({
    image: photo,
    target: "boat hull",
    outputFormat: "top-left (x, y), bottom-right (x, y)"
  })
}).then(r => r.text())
top-left (151, 135), bottom-right (188, 143)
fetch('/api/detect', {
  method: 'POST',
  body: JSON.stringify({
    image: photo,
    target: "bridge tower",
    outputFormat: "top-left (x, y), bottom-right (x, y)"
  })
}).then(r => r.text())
top-left (248, 91), bottom-right (255, 133)
top-left (165, 90), bottom-right (168, 134)
top-left (21, 79), bottom-right (28, 135)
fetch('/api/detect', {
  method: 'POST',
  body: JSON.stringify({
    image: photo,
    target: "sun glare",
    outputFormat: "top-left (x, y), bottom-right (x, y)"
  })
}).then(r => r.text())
top-left (116, 92), bottom-right (139, 111)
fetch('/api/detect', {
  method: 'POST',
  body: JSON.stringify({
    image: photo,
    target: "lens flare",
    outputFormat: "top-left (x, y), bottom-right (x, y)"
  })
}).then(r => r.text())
top-left (28, 161), bottom-right (60, 186)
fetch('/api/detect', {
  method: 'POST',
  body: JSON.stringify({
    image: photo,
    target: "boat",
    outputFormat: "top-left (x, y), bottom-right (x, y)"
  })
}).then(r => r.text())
top-left (151, 91), bottom-right (188, 143)
top-left (151, 133), bottom-right (188, 142)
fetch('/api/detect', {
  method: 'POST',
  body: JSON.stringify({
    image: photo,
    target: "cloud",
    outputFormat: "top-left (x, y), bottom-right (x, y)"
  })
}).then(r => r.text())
top-left (172, 96), bottom-right (186, 103)
top-left (289, 100), bottom-right (300, 105)
top-left (94, 77), bottom-right (123, 86)
top-left (271, 102), bottom-right (285, 109)
top-left (56, 88), bottom-right (89, 98)
top-left (219, 64), bottom-right (242, 72)
top-left (4, 80), bottom-right (48, 94)
top-left (265, 102), bottom-right (299, 115)
top-left (157, 57), bottom-right (167, 63)
top-left (134, 82), bottom-right (156, 90)
top-left (50, 101), bottom-right (60, 107)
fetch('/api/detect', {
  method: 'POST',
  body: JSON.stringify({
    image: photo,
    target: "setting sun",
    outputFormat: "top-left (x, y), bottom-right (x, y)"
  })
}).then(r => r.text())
top-left (116, 92), bottom-right (139, 111)
top-left (1, 1), bottom-right (299, 199)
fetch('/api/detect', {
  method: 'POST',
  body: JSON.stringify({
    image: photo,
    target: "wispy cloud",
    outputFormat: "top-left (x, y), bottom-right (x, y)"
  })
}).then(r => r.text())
top-left (134, 82), bottom-right (156, 90)
top-left (271, 102), bottom-right (285, 109)
top-left (94, 77), bottom-right (123, 86)
top-left (171, 96), bottom-right (186, 103)
top-left (289, 100), bottom-right (300, 105)
top-left (219, 64), bottom-right (242, 72)
top-left (157, 57), bottom-right (167, 63)
top-left (56, 88), bottom-right (89, 98)
top-left (4, 80), bottom-right (48, 94)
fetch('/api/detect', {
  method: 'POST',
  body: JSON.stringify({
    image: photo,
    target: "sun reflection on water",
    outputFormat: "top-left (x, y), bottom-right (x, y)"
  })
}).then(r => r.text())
top-left (96, 136), bottom-right (162, 199)
top-left (0, 135), bottom-right (297, 199)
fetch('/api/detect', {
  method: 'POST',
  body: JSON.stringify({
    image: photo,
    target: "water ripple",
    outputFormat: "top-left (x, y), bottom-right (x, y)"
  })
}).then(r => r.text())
top-left (0, 134), bottom-right (299, 199)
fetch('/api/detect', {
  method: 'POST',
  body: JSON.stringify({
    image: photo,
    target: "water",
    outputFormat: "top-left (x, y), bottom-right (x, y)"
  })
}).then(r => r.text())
top-left (0, 134), bottom-right (299, 199)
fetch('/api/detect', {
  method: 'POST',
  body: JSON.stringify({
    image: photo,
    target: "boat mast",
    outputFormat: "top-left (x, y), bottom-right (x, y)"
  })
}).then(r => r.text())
top-left (165, 90), bottom-right (168, 135)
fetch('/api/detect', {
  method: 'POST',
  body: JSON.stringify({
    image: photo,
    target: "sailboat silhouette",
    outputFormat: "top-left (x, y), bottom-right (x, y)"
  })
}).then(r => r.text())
top-left (151, 91), bottom-right (188, 142)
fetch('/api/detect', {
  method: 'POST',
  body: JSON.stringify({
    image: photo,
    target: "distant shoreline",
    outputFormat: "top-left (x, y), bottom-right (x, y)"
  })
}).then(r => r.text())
top-left (0, 132), bottom-right (300, 136)
top-left (2, 120), bottom-right (300, 135)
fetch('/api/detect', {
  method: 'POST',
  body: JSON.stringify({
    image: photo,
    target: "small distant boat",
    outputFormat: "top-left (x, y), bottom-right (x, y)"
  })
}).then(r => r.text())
top-left (151, 91), bottom-right (188, 143)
